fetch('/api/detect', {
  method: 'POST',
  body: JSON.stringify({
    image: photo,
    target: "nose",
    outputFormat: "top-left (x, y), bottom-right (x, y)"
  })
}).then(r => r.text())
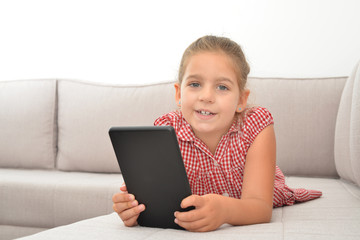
top-left (199, 86), bottom-right (215, 103)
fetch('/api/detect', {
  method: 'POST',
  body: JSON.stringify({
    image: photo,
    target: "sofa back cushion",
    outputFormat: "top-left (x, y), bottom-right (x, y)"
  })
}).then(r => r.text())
top-left (57, 77), bottom-right (345, 177)
top-left (0, 79), bottom-right (57, 169)
top-left (248, 76), bottom-right (346, 177)
top-left (56, 80), bottom-right (177, 172)
top-left (335, 61), bottom-right (360, 186)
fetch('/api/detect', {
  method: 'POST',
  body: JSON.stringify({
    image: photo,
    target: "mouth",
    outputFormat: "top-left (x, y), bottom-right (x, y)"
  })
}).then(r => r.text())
top-left (196, 110), bottom-right (216, 116)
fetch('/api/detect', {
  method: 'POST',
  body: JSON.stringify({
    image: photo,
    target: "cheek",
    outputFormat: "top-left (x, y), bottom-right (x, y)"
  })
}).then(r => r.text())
top-left (221, 96), bottom-right (240, 110)
top-left (180, 91), bottom-right (195, 104)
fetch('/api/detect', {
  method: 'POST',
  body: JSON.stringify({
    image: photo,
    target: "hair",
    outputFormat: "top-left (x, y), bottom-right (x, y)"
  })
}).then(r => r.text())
top-left (178, 35), bottom-right (250, 93)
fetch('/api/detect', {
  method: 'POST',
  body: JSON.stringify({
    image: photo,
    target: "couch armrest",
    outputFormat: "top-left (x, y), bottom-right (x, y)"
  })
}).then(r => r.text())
top-left (335, 60), bottom-right (360, 186)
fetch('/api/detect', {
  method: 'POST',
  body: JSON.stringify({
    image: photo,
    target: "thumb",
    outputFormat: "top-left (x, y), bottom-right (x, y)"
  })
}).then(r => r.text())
top-left (181, 195), bottom-right (203, 209)
top-left (120, 183), bottom-right (127, 192)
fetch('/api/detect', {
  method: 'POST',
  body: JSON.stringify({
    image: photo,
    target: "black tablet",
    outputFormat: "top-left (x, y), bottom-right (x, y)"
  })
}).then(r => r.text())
top-left (109, 126), bottom-right (193, 229)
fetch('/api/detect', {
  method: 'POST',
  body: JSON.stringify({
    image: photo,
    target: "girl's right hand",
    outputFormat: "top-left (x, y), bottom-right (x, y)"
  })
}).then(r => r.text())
top-left (112, 184), bottom-right (146, 227)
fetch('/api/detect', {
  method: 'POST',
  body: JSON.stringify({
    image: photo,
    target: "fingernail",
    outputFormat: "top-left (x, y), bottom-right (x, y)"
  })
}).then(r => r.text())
top-left (131, 201), bottom-right (138, 207)
top-left (138, 204), bottom-right (145, 211)
top-left (128, 194), bottom-right (135, 201)
top-left (174, 218), bottom-right (178, 224)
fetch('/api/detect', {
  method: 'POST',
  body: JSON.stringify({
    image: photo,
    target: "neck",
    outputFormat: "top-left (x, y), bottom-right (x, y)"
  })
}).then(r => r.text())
top-left (193, 131), bottom-right (223, 155)
top-left (191, 116), bottom-right (238, 155)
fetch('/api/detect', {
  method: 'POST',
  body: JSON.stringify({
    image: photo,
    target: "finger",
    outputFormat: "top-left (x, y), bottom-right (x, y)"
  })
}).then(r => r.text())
top-left (175, 217), bottom-right (209, 232)
top-left (123, 214), bottom-right (139, 227)
top-left (112, 193), bottom-right (135, 203)
top-left (175, 208), bottom-right (205, 223)
top-left (113, 198), bottom-right (138, 213)
top-left (181, 195), bottom-right (203, 209)
top-left (119, 204), bottom-right (145, 222)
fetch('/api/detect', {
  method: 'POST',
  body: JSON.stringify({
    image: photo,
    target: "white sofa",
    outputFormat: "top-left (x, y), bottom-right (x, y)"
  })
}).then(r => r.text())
top-left (1, 61), bottom-right (359, 240)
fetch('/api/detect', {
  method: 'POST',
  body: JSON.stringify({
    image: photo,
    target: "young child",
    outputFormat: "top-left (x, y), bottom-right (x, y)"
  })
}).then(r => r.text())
top-left (112, 35), bottom-right (322, 232)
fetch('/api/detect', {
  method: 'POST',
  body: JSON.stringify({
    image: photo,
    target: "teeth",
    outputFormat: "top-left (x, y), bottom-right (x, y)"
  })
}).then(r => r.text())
top-left (199, 111), bottom-right (212, 115)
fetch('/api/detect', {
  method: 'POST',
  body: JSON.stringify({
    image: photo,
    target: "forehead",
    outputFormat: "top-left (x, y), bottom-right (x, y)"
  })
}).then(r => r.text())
top-left (184, 51), bottom-right (238, 82)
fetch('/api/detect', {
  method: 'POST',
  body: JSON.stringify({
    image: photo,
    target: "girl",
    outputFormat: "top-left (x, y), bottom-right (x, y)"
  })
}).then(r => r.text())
top-left (112, 35), bottom-right (322, 232)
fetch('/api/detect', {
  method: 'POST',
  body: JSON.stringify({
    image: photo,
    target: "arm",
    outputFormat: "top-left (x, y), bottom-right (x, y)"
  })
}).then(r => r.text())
top-left (175, 125), bottom-right (276, 231)
top-left (228, 123), bottom-right (276, 224)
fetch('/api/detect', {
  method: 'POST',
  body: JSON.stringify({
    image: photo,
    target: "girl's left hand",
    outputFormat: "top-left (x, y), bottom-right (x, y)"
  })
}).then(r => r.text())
top-left (174, 194), bottom-right (227, 232)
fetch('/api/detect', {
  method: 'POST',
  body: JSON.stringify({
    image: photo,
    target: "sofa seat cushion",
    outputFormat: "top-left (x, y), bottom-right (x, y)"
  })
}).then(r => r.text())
top-left (0, 169), bottom-right (122, 229)
top-left (0, 225), bottom-right (47, 240)
top-left (17, 177), bottom-right (360, 239)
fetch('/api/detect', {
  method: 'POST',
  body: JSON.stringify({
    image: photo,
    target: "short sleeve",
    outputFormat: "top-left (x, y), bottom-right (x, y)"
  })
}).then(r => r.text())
top-left (154, 113), bottom-right (172, 127)
top-left (242, 107), bottom-right (274, 146)
top-left (153, 111), bottom-right (182, 128)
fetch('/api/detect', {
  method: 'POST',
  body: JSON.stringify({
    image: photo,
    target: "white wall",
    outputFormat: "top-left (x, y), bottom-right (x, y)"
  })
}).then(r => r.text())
top-left (0, 0), bottom-right (359, 84)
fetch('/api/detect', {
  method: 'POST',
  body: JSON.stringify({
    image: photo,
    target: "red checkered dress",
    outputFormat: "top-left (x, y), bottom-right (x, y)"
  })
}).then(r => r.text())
top-left (154, 107), bottom-right (322, 207)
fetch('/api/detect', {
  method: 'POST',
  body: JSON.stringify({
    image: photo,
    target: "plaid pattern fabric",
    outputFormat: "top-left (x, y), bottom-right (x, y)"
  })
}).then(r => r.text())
top-left (154, 107), bottom-right (322, 207)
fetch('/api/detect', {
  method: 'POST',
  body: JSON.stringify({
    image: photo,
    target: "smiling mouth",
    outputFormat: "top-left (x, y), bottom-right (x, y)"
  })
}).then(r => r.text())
top-left (196, 110), bottom-right (215, 116)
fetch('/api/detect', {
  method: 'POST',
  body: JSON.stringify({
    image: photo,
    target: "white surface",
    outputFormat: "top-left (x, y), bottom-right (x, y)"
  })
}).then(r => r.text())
top-left (0, 0), bottom-right (359, 84)
top-left (18, 177), bottom-right (360, 240)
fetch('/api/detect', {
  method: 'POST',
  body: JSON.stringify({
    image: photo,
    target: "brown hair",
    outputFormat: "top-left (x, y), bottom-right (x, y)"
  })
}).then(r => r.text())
top-left (178, 35), bottom-right (250, 93)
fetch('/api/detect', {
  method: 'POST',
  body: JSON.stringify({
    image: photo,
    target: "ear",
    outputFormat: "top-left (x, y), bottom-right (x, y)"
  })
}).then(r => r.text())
top-left (236, 89), bottom-right (250, 113)
top-left (174, 83), bottom-right (181, 107)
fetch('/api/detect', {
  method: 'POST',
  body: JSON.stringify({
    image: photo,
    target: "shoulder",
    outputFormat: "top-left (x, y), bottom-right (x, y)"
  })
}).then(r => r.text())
top-left (154, 111), bottom-right (195, 142)
top-left (242, 107), bottom-right (274, 145)
top-left (244, 107), bottom-right (274, 127)
top-left (154, 111), bottom-right (183, 127)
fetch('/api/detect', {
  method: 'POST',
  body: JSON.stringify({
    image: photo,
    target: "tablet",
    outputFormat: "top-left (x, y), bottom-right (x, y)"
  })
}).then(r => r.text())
top-left (109, 126), bottom-right (193, 229)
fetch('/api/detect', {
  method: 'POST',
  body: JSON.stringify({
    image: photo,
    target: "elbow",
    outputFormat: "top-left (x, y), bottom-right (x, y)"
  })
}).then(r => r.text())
top-left (263, 213), bottom-right (272, 223)
top-left (262, 205), bottom-right (273, 223)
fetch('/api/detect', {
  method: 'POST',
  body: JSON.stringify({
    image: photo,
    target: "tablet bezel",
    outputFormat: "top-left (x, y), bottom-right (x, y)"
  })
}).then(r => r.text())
top-left (109, 126), bottom-right (193, 229)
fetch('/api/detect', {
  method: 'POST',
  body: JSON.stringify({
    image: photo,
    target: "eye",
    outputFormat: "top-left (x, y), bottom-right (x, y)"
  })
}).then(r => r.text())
top-left (217, 85), bottom-right (229, 91)
top-left (189, 82), bottom-right (200, 88)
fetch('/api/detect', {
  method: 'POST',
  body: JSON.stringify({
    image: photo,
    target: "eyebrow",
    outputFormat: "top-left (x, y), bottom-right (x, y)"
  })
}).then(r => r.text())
top-left (215, 77), bottom-right (235, 86)
top-left (185, 74), bottom-right (235, 85)
top-left (185, 74), bottom-right (202, 81)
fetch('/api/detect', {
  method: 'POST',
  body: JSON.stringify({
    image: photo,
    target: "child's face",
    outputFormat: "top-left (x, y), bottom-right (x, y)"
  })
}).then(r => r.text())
top-left (175, 51), bottom-right (247, 139)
